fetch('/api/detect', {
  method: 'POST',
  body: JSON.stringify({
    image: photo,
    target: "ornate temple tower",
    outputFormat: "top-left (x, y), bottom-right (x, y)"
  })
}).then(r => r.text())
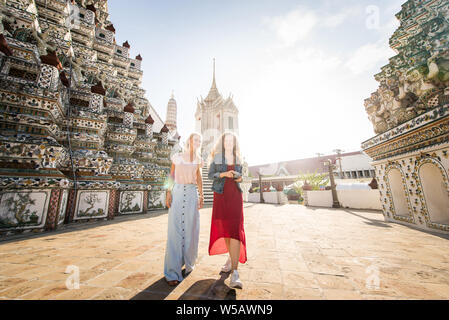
top-left (0, 0), bottom-right (177, 236)
top-left (362, 0), bottom-right (449, 234)
top-left (165, 92), bottom-right (178, 135)
top-left (195, 59), bottom-right (240, 161)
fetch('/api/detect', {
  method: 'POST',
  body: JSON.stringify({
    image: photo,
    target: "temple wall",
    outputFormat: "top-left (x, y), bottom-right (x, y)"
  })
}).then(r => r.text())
top-left (361, 0), bottom-right (449, 235)
top-left (0, 189), bottom-right (51, 231)
top-left (0, 0), bottom-right (173, 237)
top-left (118, 191), bottom-right (144, 215)
top-left (373, 145), bottom-right (449, 234)
top-left (74, 190), bottom-right (110, 220)
top-left (148, 188), bottom-right (166, 211)
top-left (305, 190), bottom-right (382, 211)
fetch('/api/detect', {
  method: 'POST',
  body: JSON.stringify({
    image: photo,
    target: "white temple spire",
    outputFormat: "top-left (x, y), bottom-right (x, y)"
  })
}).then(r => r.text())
top-left (212, 58), bottom-right (216, 89)
top-left (205, 58), bottom-right (221, 101)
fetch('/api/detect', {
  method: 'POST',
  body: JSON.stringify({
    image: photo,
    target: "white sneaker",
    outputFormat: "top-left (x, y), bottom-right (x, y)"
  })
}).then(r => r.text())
top-left (230, 270), bottom-right (243, 289)
top-left (221, 258), bottom-right (232, 273)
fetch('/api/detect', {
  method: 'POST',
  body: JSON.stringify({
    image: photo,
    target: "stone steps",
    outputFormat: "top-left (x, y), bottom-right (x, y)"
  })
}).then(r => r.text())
top-left (202, 165), bottom-right (214, 204)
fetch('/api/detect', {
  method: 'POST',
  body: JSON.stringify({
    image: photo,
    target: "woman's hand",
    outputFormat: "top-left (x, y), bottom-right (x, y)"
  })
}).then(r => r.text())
top-left (220, 171), bottom-right (235, 179)
top-left (198, 195), bottom-right (204, 210)
top-left (166, 191), bottom-right (172, 209)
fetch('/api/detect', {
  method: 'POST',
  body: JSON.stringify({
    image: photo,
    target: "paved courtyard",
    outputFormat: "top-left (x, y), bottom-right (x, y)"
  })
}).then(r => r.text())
top-left (1, 204), bottom-right (449, 300)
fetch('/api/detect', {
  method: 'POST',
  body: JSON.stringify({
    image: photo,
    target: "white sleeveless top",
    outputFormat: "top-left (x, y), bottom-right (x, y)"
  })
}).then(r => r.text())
top-left (171, 153), bottom-right (202, 185)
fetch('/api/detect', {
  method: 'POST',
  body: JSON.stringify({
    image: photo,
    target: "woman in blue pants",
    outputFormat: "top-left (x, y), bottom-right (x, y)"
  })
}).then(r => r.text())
top-left (164, 133), bottom-right (204, 286)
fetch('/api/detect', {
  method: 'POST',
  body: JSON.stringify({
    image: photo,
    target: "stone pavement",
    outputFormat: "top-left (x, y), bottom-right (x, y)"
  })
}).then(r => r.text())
top-left (1, 204), bottom-right (449, 300)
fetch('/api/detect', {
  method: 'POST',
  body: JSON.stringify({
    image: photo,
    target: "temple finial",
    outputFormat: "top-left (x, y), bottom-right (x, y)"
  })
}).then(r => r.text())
top-left (212, 58), bottom-right (217, 89)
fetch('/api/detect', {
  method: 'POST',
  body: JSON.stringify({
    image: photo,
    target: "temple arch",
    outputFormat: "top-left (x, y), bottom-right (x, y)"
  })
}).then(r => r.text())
top-left (387, 168), bottom-right (410, 217)
top-left (418, 161), bottom-right (449, 225)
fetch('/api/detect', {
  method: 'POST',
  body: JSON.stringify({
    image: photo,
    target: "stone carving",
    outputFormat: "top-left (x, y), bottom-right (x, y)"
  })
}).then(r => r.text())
top-left (365, 0), bottom-right (448, 135)
top-left (148, 190), bottom-right (166, 210)
top-left (119, 191), bottom-right (143, 214)
top-left (0, 0), bottom-right (179, 235)
top-left (363, 0), bottom-right (449, 235)
top-left (0, 190), bottom-right (49, 229)
top-left (75, 191), bottom-right (109, 219)
top-left (58, 190), bottom-right (68, 225)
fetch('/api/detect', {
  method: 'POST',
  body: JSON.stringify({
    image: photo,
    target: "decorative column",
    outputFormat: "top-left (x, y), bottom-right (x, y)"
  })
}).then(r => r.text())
top-left (66, 189), bottom-right (77, 223)
top-left (143, 189), bottom-right (149, 213)
top-left (108, 189), bottom-right (118, 220)
top-left (145, 114), bottom-right (154, 139)
top-left (135, 54), bottom-right (143, 69)
top-left (37, 50), bottom-right (62, 91)
top-left (0, 34), bottom-right (13, 56)
top-left (303, 182), bottom-right (312, 206)
top-left (44, 189), bottom-right (62, 231)
top-left (90, 81), bottom-right (106, 113)
top-left (259, 173), bottom-right (264, 204)
top-left (124, 102), bottom-right (135, 128)
top-left (161, 124), bottom-right (169, 145)
top-left (326, 159), bottom-right (341, 209)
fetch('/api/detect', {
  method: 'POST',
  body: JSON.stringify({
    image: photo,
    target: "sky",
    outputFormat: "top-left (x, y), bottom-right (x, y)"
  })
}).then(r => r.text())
top-left (107, 0), bottom-right (404, 166)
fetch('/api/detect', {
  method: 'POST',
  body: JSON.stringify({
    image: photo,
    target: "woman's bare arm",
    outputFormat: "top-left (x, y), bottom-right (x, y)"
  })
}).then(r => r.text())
top-left (197, 164), bottom-right (204, 209)
top-left (197, 164), bottom-right (203, 198)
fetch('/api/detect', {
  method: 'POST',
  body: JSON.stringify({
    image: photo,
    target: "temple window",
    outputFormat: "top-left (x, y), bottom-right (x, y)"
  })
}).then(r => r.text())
top-left (387, 168), bottom-right (409, 217)
top-left (70, 98), bottom-right (90, 108)
top-left (229, 117), bottom-right (234, 129)
top-left (108, 117), bottom-right (123, 124)
top-left (0, 123), bottom-right (16, 131)
top-left (419, 163), bottom-right (449, 225)
top-left (8, 68), bottom-right (38, 82)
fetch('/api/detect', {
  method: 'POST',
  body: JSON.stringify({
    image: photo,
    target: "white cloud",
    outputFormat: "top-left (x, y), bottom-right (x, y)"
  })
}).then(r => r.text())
top-left (266, 7), bottom-right (318, 46)
top-left (345, 12), bottom-right (399, 76)
top-left (265, 5), bottom-right (361, 46)
top-left (322, 6), bottom-right (362, 28)
top-left (345, 40), bottom-right (394, 75)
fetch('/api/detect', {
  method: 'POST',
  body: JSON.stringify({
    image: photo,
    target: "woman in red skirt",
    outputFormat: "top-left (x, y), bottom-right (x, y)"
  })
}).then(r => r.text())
top-left (208, 132), bottom-right (247, 289)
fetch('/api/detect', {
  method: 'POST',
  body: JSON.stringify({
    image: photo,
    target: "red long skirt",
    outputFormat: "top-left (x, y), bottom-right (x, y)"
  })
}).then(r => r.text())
top-left (209, 165), bottom-right (247, 264)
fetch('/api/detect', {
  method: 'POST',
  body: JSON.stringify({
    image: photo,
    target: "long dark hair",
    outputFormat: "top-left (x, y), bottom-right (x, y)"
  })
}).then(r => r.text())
top-left (209, 132), bottom-right (241, 165)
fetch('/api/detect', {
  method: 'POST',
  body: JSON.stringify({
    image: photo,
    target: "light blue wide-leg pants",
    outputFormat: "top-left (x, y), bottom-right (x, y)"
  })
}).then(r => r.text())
top-left (164, 184), bottom-right (200, 282)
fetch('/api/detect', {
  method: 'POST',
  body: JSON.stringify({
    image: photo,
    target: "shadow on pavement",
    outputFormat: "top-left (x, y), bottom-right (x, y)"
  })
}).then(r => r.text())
top-left (131, 276), bottom-right (177, 300)
top-left (0, 210), bottom-right (169, 244)
top-left (131, 271), bottom-right (237, 301)
top-left (342, 209), bottom-right (392, 228)
top-left (178, 273), bottom-right (236, 300)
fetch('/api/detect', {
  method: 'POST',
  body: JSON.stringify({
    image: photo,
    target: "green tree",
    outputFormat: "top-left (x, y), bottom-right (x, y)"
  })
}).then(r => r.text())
top-left (294, 171), bottom-right (329, 193)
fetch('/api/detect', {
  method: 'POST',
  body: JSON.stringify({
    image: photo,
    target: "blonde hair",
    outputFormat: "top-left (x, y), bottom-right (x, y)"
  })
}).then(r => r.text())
top-left (208, 132), bottom-right (241, 165)
top-left (184, 132), bottom-right (202, 162)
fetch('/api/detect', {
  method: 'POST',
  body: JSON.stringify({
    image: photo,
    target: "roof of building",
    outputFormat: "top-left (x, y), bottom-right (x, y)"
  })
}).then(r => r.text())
top-left (124, 102), bottom-right (135, 113)
top-left (160, 125), bottom-right (170, 133)
top-left (145, 114), bottom-right (154, 124)
top-left (105, 24), bottom-right (116, 33)
top-left (249, 151), bottom-right (363, 177)
top-left (204, 58), bottom-right (222, 102)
